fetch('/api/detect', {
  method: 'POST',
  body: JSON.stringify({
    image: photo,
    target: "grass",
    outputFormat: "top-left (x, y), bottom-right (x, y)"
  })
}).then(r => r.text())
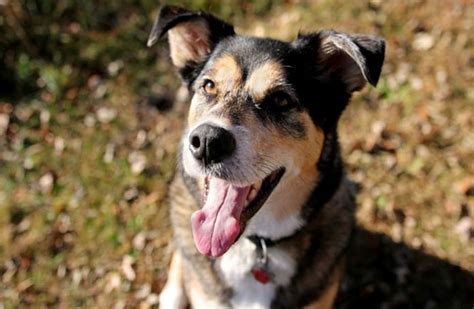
top-left (1, 0), bottom-right (473, 307)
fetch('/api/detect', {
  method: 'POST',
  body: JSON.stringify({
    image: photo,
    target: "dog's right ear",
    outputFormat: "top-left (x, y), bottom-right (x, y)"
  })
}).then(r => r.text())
top-left (147, 6), bottom-right (235, 84)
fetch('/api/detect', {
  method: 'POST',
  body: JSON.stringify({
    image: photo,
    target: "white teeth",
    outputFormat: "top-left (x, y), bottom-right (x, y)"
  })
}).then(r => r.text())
top-left (244, 186), bottom-right (259, 208)
top-left (245, 180), bottom-right (263, 207)
top-left (203, 177), bottom-right (209, 200)
top-left (247, 188), bottom-right (257, 202)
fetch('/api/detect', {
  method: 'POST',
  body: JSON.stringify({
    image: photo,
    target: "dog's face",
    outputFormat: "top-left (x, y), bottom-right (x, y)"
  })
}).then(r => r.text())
top-left (149, 6), bottom-right (384, 257)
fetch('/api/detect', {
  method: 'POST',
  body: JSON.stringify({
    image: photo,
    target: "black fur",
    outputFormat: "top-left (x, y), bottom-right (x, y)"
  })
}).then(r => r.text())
top-left (150, 5), bottom-right (384, 307)
top-left (148, 6), bottom-right (234, 46)
top-left (150, 6), bottom-right (384, 132)
top-left (148, 5), bottom-right (235, 86)
top-left (198, 34), bottom-right (382, 134)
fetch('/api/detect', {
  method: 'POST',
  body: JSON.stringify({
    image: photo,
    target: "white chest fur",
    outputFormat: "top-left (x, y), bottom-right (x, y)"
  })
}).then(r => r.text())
top-left (242, 174), bottom-right (308, 241)
top-left (216, 238), bottom-right (297, 309)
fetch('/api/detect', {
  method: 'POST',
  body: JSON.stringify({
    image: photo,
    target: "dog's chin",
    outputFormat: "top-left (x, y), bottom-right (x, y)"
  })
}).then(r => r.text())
top-left (238, 167), bottom-right (286, 224)
top-left (190, 167), bottom-right (285, 257)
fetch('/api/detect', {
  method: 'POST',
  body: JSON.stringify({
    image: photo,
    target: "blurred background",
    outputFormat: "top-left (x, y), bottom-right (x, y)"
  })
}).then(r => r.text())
top-left (0, 0), bottom-right (473, 307)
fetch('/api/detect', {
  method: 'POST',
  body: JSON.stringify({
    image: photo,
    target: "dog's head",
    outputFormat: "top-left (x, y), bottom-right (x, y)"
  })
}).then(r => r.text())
top-left (149, 6), bottom-right (385, 257)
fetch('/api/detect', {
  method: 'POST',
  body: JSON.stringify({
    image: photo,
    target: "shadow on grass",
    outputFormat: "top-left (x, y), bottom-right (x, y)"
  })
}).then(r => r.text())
top-left (336, 227), bottom-right (474, 308)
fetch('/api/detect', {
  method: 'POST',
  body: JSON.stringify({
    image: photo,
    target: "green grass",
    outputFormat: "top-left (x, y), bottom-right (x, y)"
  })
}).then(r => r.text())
top-left (1, 0), bottom-right (473, 307)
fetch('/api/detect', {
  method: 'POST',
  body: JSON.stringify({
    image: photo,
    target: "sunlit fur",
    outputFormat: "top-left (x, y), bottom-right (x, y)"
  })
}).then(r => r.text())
top-left (183, 53), bottom-right (325, 233)
top-left (150, 5), bottom-right (385, 308)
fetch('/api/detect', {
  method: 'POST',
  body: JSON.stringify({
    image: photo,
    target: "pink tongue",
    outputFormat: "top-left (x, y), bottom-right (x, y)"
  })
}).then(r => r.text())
top-left (191, 178), bottom-right (250, 257)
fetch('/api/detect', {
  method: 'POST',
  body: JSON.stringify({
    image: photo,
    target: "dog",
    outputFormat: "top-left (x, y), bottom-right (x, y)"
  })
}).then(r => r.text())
top-left (147, 5), bottom-right (385, 308)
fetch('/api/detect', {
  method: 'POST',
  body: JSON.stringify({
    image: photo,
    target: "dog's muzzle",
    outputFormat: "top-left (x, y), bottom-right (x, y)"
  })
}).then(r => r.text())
top-left (189, 124), bottom-right (236, 164)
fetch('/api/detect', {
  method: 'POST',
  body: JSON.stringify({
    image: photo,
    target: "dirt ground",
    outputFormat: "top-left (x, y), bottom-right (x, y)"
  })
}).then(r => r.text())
top-left (0, 1), bottom-right (473, 307)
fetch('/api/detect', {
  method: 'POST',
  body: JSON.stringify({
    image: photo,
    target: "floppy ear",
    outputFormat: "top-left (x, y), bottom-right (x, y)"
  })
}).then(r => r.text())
top-left (297, 30), bottom-right (385, 92)
top-left (319, 30), bottom-right (385, 92)
top-left (147, 5), bottom-right (235, 84)
top-left (293, 30), bottom-right (384, 129)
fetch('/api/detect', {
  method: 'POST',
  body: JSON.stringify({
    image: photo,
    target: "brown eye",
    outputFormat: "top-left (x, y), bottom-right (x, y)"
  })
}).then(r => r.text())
top-left (268, 92), bottom-right (294, 111)
top-left (203, 79), bottom-right (217, 95)
top-left (274, 95), bottom-right (289, 108)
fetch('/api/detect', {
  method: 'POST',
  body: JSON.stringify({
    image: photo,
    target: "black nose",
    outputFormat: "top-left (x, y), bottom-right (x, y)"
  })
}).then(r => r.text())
top-left (189, 124), bottom-right (236, 164)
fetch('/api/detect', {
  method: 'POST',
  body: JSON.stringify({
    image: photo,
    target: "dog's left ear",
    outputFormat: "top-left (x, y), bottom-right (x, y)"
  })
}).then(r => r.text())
top-left (147, 6), bottom-right (235, 84)
top-left (296, 30), bottom-right (385, 92)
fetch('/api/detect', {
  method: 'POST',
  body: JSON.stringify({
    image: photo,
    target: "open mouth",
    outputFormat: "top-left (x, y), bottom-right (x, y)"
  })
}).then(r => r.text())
top-left (191, 167), bottom-right (285, 257)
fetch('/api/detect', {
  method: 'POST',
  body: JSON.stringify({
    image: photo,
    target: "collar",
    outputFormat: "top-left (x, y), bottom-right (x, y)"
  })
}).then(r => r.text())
top-left (247, 233), bottom-right (296, 248)
top-left (250, 236), bottom-right (271, 284)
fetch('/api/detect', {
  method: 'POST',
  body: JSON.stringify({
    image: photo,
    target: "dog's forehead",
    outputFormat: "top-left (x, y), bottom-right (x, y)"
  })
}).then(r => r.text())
top-left (201, 36), bottom-right (292, 92)
top-left (215, 36), bottom-right (291, 68)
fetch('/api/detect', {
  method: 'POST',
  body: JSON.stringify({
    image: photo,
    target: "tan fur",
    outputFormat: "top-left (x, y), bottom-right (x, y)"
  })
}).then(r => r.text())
top-left (164, 173), bottom-right (354, 308)
top-left (183, 261), bottom-right (227, 308)
top-left (167, 251), bottom-right (184, 289)
top-left (245, 61), bottom-right (286, 102)
top-left (187, 54), bottom-right (242, 128)
top-left (187, 95), bottom-right (203, 128)
top-left (159, 251), bottom-right (187, 308)
top-left (304, 263), bottom-right (344, 309)
top-left (162, 31), bottom-right (356, 308)
top-left (244, 112), bottom-right (324, 221)
top-left (168, 175), bottom-right (230, 302)
top-left (148, 5), bottom-right (386, 307)
top-left (196, 176), bottom-right (205, 193)
top-left (270, 180), bottom-right (353, 307)
top-left (211, 54), bottom-right (242, 91)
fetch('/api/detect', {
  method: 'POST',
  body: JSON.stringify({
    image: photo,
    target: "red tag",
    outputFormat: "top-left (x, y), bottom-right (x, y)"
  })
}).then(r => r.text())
top-left (252, 268), bottom-right (269, 284)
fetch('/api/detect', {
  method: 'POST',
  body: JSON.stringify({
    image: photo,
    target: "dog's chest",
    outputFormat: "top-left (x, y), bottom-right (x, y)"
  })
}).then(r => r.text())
top-left (216, 238), bottom-right (297, 309)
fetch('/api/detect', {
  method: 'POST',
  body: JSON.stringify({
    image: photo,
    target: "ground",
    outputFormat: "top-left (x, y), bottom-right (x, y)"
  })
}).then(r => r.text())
top-left (0, 1), bottom-right (473, 308)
